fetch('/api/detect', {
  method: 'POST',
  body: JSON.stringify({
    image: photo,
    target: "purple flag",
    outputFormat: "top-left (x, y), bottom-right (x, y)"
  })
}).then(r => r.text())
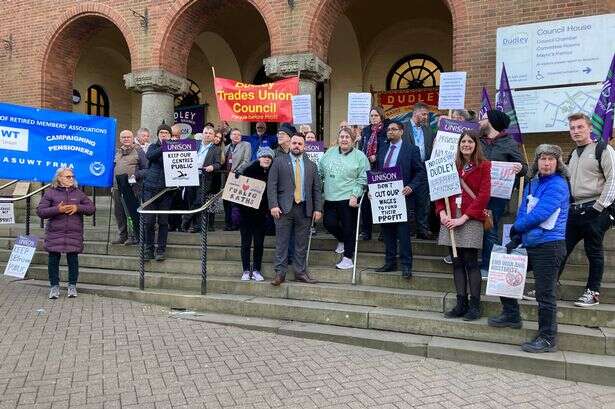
top-left (591, 54), bottom-right (615, 143)
top-left (496, 64), bottom-right (523, 144)
top-left (479, 87), bottom-right (492, 120)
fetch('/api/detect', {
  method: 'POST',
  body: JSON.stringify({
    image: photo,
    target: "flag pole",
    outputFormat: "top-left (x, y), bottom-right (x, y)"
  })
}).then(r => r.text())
top-left (211, 66), bottom-right (216, 79)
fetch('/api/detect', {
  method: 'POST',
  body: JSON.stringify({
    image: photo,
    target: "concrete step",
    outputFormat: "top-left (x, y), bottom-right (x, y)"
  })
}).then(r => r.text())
top-left (19, 265), bottom-right (615, 328)
top-left (17, 279), bottom-right (614, 356)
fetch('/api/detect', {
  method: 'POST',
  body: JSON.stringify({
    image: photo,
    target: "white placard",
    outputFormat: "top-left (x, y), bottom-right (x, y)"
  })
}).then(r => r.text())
top-left (347, 93), bottom-right (372, 125)
top-left (367, 167), bottom-right (407, 224)
top-left (438, 72), bottom-right (467, 110)
top-left (490, 161), bottom-right (517, 199)
top-left (431, 119), bottom-right (481, 160)
top-left (4, 235), bottom-right (37, 279)
top-left (305, 141), bottom-right (325, 168)
top-left (425, 156), bottom-right (461, 202)
top-left (486, 249), bottom-right (528, 299)
top-left (496, 13), bottom-right (615, 89)
top-left (0, 203), bottom-right (15, 224)
top-left (292, 95), bottom-right (312, 125)
top-left (222, 174), bottom-right (267, 209)
top-left (162, 140), bottom-right (199, 187)
top-left (511, 84), bottom-right (602, 133)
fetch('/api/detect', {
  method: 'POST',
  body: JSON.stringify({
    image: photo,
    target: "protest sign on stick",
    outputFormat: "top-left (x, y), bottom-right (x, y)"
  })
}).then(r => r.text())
top-left (292, 95), bottom-right (312, 125)
top-left (0, 203), bottom-right (15, 224)
top-left (347, 93), bottom-right (372, 125)
top-left (431, 119), bottom-right (480, 160)
top-left (162, 140), bottom-right (199, 187)
top-left (438, 72), bottom-right (467, 110)
top-left (222, 174), bottom-right (267, 209)
top-left (4, 235), bottom-right (38, 279)
top-left (305, 141), bottom-right (325, 166)
top-left (486, 247), bottom-right (528, 299)
top-left (490, 161), bottom-right (517, 199)
top-left (367, 167), bottom-right (407, 224)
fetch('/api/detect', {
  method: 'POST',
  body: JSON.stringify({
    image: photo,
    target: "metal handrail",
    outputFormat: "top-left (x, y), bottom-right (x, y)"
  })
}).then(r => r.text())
top-left (136, 177), bottom-right (226, 294)
top-left (0, 183), bottom-right (51, 235)
top-left (0, 179), bottom-right (18, 192)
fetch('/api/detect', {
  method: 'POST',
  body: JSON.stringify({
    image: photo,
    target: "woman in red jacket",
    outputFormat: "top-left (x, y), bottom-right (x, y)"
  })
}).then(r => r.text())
top-left (435, 130), bottom-right (491, 320)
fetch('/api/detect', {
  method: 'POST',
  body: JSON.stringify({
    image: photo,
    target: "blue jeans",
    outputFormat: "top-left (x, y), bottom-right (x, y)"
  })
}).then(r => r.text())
top-left (481, 197), bottom-right (509, 271)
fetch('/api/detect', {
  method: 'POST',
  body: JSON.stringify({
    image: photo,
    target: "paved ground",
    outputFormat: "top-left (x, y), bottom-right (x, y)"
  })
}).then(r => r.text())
top-left (1, 278), bottom-right (615, 409)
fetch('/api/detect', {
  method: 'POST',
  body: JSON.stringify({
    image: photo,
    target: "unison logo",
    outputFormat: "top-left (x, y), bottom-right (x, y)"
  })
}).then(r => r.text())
top-left (0, 126), bottom-right (29, 152)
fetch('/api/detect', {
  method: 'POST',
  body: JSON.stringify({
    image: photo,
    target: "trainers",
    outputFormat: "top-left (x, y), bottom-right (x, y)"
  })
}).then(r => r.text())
top-left (155, 253), bottom-right (166, 262)
top-left (523, 289), bottom-right (536, 301)
top-left (443, 255), bottom-right (452, 264)
top-left (67, 285), bottom-right (77, 298)
top-left (334, 242), bottom-right (345, 254)
top-left (521, 336), bottom-right (558, 353)
top-left (480, 269), bottom-right (489, 281)
top-left (241, 271), bottom-right (251, 281)
top-left (48, 285), bottom-right (60, 300)
top-left (574, 289), bottom-right (600, 307)
top-left (251, 271), bottom-right (265, 282)
top-left (336, 257), bottom-right (354, 270)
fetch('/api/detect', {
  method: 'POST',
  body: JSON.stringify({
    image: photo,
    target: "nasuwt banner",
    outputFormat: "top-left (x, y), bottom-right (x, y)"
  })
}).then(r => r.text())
top-left (214, 77), bottom-right (299, 122)
top-left (0, 102), bottom-right (116, 187)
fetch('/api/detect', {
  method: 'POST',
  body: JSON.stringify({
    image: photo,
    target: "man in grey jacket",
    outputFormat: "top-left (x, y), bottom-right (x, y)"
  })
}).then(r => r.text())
top-left (223, 128), bottom-right (252, 230)
top-left (268, 133), bottom-right (322, 286)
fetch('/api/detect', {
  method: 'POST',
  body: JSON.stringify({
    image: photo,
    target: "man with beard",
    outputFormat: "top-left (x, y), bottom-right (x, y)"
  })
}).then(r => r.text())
top-left (268, 133), bottom-right (322, 286)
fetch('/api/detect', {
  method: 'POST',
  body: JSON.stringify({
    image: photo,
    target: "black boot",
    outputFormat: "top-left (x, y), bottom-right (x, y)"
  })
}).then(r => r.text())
top-left (444, 295), bottom-right (468, 318)
top-left (463, 296), bottom-right (481, 321)
top-left (488, 311), bottom-right (522, 329)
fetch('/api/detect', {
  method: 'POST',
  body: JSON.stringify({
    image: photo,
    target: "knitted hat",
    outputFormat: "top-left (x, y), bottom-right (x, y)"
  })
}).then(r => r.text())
top-left (257, 147), bottom-right (275, 159)
top-left (157, 122), bottom-right (172, 136)
top-left (530, 144), bottom-right (569, 178)
top-left (486, 110), bottom-right (511, 132)
top-left (277, 123), bottom-right (297, 138)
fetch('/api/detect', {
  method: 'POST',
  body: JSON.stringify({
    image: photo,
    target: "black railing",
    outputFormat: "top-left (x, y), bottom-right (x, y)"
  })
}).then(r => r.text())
top-left (0, 183), bottom-right (51, 235)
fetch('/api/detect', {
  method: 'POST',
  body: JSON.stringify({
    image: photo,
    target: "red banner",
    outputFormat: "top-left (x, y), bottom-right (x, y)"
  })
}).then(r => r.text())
top-left (214, 77), bottom-right (299, 122)
top-left (373, 88), bottom-right (439, 119)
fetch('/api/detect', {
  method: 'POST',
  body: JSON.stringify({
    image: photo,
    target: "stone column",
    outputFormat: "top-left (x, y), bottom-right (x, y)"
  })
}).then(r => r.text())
top-left (124, 69), bottom-right (190, 139)
top-left (263, 53), bottom-right (331, 131)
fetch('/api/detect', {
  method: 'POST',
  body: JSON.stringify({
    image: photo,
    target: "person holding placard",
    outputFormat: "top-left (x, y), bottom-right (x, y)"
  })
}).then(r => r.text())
top-left (319, 127), bottom-right (370, 270)
top-left (223, 128), bottom-right (252, 231)
top-left (406, 102), bottom-right (436, 240)
top-left (237, 147), bottom-right (275, 282)
top-left (489, 144), bottom-right (569, 353)
top-left (479, 110), bottom-right (527, 276)
top-left (37, 167), bottom-right (95, 299)
top-left (206, 129), bottom-right (227, 231)
top-left (376, 120), bottom-right (425, 278)
top-left (359, 107), bottom-right (390, 241)
top-left (435, 130), bottom-right (491, 321)
top-left (268, 133), bottom-right (322, 286)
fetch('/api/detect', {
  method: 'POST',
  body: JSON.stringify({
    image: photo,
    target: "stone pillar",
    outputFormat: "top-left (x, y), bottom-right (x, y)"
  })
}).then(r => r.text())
top-left (263, 53), bottom-right (331, 131)
top-left (124, 69), bottom-right (190, 140)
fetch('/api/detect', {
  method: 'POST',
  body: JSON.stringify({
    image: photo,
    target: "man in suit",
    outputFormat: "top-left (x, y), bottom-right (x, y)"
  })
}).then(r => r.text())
top-left (405, 101), bottom-right (435, 240)
top-left (268, 133), bottom-right (322, 286)
top-left (223, 128), bottom-right (252, 230)
top-left (377, 120), bottom-right (426, 278)
top-left (182, 125), bottom-right (222, 232)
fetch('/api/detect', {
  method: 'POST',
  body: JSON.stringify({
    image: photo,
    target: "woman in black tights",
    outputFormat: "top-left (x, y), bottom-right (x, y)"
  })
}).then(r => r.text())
top-left (435, 131), bottom-right (492, 320)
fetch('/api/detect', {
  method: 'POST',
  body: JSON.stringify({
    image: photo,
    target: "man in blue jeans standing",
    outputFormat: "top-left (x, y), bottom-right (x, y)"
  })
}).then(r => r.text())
top-left (478, 110), bottom-right (527, 276)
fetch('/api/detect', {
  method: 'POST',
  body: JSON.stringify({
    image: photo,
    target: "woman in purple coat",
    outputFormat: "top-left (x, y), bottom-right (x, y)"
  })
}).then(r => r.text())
top-left (37, 167), bottom-right (95, 299)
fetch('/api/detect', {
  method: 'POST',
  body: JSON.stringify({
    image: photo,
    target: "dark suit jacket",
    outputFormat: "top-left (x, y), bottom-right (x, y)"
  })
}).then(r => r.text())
top-left (195, 141), bottom-right (222, 191)
top-left (404, 120), bottom-right (434, 161)
top-left (267, 152), bottom-right (322, 217)
top-left (377, 140), bottom-right (426, 206)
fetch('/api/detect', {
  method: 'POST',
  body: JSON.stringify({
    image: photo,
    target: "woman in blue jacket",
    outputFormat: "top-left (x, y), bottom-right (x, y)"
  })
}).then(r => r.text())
top-left (488, 144), bottom-right (570, 353)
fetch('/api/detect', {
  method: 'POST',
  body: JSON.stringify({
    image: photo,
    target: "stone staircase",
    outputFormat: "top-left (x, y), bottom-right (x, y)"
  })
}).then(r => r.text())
top-left (1, 197), bottom-right (615, 386)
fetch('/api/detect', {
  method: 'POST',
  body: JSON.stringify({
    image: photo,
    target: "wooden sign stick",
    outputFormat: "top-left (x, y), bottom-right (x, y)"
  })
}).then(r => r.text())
top-left (444, 196), bottom-right (458, 258)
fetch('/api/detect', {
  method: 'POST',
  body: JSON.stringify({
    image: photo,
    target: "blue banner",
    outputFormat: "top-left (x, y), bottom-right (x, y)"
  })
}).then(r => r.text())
top-left (0, 102), bottom-right (116, 187)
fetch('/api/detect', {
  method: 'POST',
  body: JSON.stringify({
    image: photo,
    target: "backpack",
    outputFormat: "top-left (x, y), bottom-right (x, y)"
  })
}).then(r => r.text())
top-left (567, 140), bottom-right (615, 226)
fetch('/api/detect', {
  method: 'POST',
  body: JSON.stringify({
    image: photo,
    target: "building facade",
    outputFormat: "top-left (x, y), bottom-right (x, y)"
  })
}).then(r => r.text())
top-left (0, 0), bottom-right (613, 149)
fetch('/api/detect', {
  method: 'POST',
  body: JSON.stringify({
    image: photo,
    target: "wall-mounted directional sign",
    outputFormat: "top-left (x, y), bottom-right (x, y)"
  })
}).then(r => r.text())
top-left (496, 13), bottom-right (615, 89)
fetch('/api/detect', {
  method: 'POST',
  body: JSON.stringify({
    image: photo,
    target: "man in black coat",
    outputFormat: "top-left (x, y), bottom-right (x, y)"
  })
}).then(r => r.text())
top-left (376, 120), bottom-right (426, 278)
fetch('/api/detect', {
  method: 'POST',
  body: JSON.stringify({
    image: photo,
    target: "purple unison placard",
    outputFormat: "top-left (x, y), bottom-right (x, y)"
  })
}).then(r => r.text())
top-left (367, 166), bottom-right (407, 224)
top-left (438, 118), bottom-right (480, 133)
top-left (367, 166), bottom-right (402, 184)
top-left (161, 139), bottom-right (198, 153)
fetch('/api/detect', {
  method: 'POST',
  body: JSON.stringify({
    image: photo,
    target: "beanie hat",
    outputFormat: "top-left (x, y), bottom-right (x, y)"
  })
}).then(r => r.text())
top-left (530, 143), bottom-right (569, 178)
top-left (257, 147), bottom-right (275, 159)
top-left (157, 122), bottom-right (172, 136)
top-left (277, 123), bottom-right (297, 137)
top-left (486, 110), bottom-right (511, 132)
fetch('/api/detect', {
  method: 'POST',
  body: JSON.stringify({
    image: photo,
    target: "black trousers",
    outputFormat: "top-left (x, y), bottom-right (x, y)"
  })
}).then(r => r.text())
top-left (558, 208), bottom-right (611, 292)
top-left (501, 241), bottom-right (566, 343)
top-left (182, 175), bottom-right (212, 229)
top-left (142, 189), bottom-right (172, 254)
top-left (239, 209), bottom-right (266, 272)
top-left (360, 195), bottom-right (373, 237)
top-left (323, 200), bottom-right (358, 259)
top-left (48, 252), bottom-right (79, 286)
top-left (451, 247), bottom-right (481, 298)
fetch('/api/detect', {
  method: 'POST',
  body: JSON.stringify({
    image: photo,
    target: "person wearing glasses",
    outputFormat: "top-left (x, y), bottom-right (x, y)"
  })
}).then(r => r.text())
top-left (37, 167), bottom-right (95, 299)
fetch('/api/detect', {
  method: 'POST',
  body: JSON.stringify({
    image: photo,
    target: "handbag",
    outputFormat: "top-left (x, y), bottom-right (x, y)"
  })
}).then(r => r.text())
top-left (459, 178), bottom-right (494, 231)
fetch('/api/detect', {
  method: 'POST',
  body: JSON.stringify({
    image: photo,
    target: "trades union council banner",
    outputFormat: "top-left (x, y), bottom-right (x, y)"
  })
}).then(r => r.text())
top-left (0, 102), bottom-right (116, 187)
top-left (214, 77), bottom-right (299, 122)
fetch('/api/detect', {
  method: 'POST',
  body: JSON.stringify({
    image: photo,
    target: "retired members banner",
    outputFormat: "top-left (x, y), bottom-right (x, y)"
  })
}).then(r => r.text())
top-left (214, 77), bottom-right (299, 122)
top-left (0, 103), bottom-right (116, 187)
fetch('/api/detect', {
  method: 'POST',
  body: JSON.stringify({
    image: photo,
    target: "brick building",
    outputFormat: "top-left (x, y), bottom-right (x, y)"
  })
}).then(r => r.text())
top-left (0, 0), bottom-right (613, 149)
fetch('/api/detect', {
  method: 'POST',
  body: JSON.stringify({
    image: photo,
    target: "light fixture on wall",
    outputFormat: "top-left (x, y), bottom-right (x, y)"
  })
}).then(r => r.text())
top-left (1, 34), bottom-right (14, 58)
top-left (288, 0), bottom-right (295, 9)
top-left (130, 8), bottom-right (149, 33)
